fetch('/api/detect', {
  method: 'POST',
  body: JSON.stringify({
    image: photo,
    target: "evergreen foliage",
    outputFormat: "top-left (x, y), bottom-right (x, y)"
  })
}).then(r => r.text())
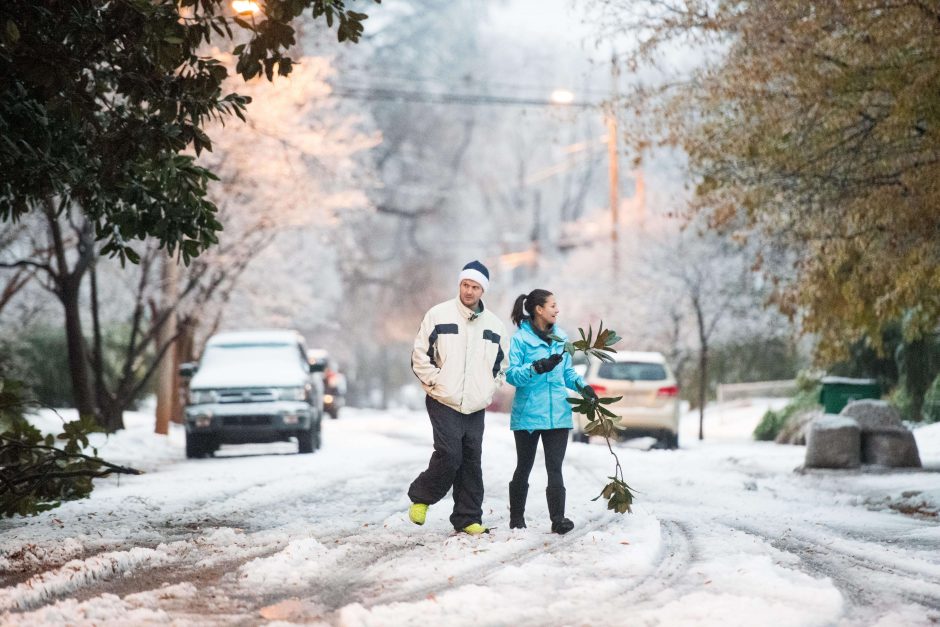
top-left (753, 383), bottom-right (822, 442)
top-left (0, 379), bottom-right (141, 517)
top-left (0, 0), bottom-right (377, 263)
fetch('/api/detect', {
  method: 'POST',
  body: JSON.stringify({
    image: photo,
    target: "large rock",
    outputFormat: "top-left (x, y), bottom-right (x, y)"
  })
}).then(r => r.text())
top-left (775, 408), bottom-right (821, 445)
top-left (805, 415), bottom-right (861, 469)
top-left (840, 400), bottom-right (904, 431)
top-left (861, 429), bottom-right (922, 467)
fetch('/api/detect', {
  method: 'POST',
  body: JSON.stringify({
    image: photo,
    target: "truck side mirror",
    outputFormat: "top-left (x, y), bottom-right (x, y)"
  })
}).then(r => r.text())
top-left (179, 362), bottom-right (198, 378)
top-left (309, 362), bottom-right (326, 374)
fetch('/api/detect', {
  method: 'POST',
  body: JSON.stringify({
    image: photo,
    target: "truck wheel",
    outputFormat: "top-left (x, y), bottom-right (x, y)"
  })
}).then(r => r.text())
top-left (185, 433), bottom-right (207, 458)
top-left (666, 432), bottom-right (679, 450)
top-left (297, 428), bottom-right (315, 454)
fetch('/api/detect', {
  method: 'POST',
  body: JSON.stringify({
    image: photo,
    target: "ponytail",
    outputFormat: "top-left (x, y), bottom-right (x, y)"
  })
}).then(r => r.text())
top-left (510, 288), bottom-right (553, 327)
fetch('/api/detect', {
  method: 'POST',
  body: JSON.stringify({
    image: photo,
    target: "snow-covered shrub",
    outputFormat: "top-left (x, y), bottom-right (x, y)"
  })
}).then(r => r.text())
top-left (754, 409), bottom-right (788, 441)
top-left (923, 375), bottom-right (940, 425)
top-left (753, 383), bottom-right (821, 441)
top-left (889, 385), bottom-right (916, 423)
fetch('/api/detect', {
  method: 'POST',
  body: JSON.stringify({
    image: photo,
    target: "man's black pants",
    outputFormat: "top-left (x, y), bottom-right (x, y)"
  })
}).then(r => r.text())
top-left (408, 395), bottom-right (485, 530)
top-left (511, 428), bottom-right (569, 488)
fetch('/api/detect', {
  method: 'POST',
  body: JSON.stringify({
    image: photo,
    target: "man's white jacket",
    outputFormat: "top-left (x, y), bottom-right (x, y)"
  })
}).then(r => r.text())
top-left (412, 298), bottom-right (509, 414)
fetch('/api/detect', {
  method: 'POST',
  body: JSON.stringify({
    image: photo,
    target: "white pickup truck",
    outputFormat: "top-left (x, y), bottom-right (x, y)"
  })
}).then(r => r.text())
top-left (180, 330), bottom-right (325, 458)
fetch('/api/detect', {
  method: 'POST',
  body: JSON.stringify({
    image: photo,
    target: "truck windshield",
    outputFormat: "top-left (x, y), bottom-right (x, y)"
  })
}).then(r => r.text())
top-left (200, 343), bottom-right (301, 371)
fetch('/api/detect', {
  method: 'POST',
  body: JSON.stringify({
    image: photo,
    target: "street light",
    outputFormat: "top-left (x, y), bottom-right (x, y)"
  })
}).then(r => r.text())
top-left (549, 89), bottom-right (575, 105)
top-left (551, 84), bottom-right (619, 252)
top-left (232, 0), bottom-right (262, 14)
top-left (550, 76), bottom-right (620, 279)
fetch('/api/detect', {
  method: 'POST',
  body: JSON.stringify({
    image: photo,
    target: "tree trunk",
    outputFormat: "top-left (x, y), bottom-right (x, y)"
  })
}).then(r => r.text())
top-left (698, 343), bottom-right (707, 441)
top-left (96, 394), bottom-right (125, 432)
top-left (45, 202), bottom-right (97, 421)
top-left (61, 280), bottom-right (96, 418)
top-left (379, 344), bottom-right (390, 410)
top-left (155, 254), bottom-right (179, 435)
top-left (172, 316), bottom-right (198, 424)
top-left (693, 294), bottom-right (707, 441)
top-left (88, 261), bottom-right (125, 431)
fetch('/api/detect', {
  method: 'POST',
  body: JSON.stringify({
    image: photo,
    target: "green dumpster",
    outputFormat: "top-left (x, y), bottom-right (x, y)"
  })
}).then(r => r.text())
top-left (819, 376), bottom-right (880, 414)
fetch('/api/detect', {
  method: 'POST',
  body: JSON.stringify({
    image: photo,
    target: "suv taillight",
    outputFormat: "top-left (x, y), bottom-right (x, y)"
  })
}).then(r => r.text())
top-left (657, 385), bottom-right (679, 397)
top-left (589, 384), bottom-right (607, 394)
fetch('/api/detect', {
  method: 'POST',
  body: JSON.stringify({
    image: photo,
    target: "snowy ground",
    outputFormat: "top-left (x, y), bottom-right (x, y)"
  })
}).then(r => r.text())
top-left (1, 400), bottom-right (939, 626)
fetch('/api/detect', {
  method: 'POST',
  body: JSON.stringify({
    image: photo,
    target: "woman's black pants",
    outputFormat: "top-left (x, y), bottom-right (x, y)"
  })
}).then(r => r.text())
top-left (511, 428), bottom-right (569, 488)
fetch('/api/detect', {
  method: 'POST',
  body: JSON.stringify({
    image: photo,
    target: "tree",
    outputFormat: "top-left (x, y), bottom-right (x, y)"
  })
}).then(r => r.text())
top-left (168, 52), bottom-right (376, 419)
top-left (0, 0), bottom-right (377, 421)
top-left (330, 0), bottom-right (488, 407)
top-left (594, 0), bottom-right (940, 362)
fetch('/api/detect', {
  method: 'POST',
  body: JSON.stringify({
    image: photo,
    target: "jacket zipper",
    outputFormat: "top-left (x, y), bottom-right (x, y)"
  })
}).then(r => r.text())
top-left (461, 315), bottom-right (472, 412)
top-left (548, 338), bottom-right (554, 428)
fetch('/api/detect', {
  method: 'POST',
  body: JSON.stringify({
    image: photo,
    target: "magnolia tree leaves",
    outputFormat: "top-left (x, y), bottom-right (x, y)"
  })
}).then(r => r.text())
top-left (0, 0), bottom-right (380, 266)
top-left (0, 379), bottom-right (142, 517)
top-left (555, 323), bottom-right (636, 514)
top-left (551, 321), bottom-right (621, 363)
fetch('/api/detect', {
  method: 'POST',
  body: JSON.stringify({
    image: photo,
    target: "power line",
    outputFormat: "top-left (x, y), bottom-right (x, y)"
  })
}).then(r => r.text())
top-left (328, 84), bottom-right (600, 108)
top-left (337, 70), bottom-right (613, 98)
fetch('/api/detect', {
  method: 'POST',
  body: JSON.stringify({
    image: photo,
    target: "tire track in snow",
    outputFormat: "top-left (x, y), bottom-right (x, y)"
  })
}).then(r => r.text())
top-left (508, 519), bottom-right (695, 627)
top-left (619, 520), bottom-right (695, 604)
top-left (0, 472), bottom-right (414, 615)
top-left (720, 519), bottom-right (940, 611)
top-left (343, 506), bottom-right (661, 616)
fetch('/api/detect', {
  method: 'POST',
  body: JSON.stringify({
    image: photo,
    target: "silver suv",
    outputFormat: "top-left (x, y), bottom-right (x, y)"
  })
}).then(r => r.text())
top-left (573, 351), bottom-right (680, 449)
top-left (181, 330), bottom-right (324, 458)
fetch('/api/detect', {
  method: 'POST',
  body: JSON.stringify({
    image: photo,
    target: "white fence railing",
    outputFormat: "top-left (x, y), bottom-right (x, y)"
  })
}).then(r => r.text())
top-left (716, 379), bottom-right (798, 404)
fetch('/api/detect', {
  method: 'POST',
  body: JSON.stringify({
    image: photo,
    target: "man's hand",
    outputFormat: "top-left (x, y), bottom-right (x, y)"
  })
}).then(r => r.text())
top-left (532, 353), bottom-right (563, 374)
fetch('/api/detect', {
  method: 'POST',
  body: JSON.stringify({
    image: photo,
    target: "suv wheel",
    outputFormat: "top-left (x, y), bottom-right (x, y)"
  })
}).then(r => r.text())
top-left (297, 428), bottom-right (316, 454)
top-left (571, 430), bottom-right (590, 444)
top-left (663, 431), bottom-right (679, 450)
top-left (185, 433), bottom-right (208, 459)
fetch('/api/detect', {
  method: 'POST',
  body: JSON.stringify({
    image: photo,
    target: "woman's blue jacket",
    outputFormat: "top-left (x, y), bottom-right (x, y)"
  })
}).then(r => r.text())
top-left (506, 320), bottom-right (586, 431)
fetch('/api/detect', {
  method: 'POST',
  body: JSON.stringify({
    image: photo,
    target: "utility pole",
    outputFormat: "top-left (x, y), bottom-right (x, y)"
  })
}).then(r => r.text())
top-left (154, 252), bottom-right (178, 436)
top-left (607, 54), bottom-right (621, 282)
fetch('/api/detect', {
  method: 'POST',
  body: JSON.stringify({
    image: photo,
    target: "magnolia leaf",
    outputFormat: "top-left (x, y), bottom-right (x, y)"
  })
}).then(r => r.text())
top-left (597, 405), bottom-right (619, 418)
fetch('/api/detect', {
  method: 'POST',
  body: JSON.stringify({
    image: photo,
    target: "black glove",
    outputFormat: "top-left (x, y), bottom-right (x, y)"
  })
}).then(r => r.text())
top-left (532, 353), bottom-right (563, 374)
top-left (581, 384), bottom-right (598, 400)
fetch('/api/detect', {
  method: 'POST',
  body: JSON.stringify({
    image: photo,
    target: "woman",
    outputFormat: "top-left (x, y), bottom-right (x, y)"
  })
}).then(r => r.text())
top-left (506, 289), bottom-right (596, 534)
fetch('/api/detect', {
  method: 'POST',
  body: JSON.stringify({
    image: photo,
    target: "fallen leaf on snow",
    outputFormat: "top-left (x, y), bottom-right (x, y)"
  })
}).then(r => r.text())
top-left (259, 598), bottom-right (323, 621)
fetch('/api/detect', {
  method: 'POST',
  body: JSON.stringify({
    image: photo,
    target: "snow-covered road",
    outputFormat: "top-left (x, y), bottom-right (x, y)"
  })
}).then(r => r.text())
top-left (2, 402), bottom-right (939, 626)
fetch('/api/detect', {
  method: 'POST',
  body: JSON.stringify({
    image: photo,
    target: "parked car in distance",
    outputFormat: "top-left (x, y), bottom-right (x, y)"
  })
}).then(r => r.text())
top-left (180, 330), bottom-right (324, 458)
top-left (572, 351), bottom-right (680, 449)
top-left (307, 349), bottom-right (346, 420)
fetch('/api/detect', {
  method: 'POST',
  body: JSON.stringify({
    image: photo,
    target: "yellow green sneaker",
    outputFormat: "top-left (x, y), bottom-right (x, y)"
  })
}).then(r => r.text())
top-left (461, 523), bottom-right (489, 535)
top-left (409, 503), bottom-right (428, 525)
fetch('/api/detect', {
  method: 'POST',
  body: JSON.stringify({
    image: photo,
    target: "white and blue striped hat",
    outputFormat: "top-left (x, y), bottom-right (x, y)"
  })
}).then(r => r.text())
top-left (458, 260), bottom-right (490, 291)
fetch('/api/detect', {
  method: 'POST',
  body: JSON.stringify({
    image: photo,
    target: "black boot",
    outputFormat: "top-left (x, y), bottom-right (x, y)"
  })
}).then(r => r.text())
top-left (546, 486), bottom-right (574, 534)
top-left (509, 481), bottom-right (528, 529)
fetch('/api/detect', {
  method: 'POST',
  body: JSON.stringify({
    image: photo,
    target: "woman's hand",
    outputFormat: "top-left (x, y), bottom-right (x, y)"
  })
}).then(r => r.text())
top-left (532, 353), bottom-right (563, 374)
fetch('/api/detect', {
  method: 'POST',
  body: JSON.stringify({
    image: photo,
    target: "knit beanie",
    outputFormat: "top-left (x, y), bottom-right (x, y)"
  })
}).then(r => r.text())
top-left (458, 260), bottom-right (490, 292)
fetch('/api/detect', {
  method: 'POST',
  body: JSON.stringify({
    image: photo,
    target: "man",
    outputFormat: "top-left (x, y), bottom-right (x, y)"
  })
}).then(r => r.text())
top-left (408, 260), bottom-right (509, 535)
